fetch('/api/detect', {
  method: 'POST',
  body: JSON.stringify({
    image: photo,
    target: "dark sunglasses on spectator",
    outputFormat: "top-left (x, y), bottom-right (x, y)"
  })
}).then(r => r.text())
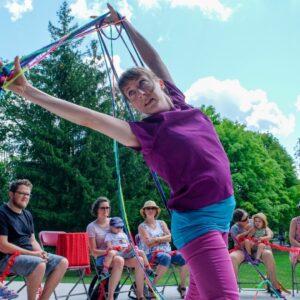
top-left (145, 207), bottom-right (157, 210)
top-left (240, 215), bottom-right (249, 222)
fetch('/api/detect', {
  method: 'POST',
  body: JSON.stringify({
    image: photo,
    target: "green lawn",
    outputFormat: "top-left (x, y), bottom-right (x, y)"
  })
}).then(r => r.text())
top-left (9, 250), bottom-right (298, 290)
top-left (237, 250), bottom-right (294, 289)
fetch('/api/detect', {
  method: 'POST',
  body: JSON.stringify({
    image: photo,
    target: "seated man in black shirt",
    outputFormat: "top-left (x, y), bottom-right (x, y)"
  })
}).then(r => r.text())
top-left (0, 179), bottom-right (68, 300)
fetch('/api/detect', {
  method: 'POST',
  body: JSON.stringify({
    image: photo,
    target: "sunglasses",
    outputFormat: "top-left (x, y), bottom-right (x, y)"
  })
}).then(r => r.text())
top-left (145, 207), bottom-right (157, 210)
top-left (240, 215), bottom-right (249, 222)
top-left (15, 191), bottom-right (31, 197)
top-left (99, 207), bottom-right (110, 210)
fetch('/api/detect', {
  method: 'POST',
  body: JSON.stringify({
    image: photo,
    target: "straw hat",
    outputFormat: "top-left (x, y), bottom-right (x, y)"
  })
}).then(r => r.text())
top-left (140, 200), bottom-right (161, 219)
top-left (252, 212), bottom-right (268, 228)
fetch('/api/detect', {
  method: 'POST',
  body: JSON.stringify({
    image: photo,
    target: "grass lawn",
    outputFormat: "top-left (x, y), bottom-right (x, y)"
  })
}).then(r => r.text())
top-left (237, 250), bottom-right (294, 289)
top-left (9, 250), bottom-right (298, 290)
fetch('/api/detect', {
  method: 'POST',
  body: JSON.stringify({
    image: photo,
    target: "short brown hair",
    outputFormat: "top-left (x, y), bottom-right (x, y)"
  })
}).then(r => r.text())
top-left (9, 179), bottom-right (32, 193)
top-left (91, 196), bottom-right (110, 217)
top-left (118, 67), bottom-right (158, 95)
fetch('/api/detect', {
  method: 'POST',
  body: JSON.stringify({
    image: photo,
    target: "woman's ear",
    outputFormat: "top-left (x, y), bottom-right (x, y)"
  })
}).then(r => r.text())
top-left (159, 79), bottom-right (165, 89)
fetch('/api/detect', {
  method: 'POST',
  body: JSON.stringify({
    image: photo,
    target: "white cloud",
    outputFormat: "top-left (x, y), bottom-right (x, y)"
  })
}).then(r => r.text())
top-left (168, 0), bottom-right (233, 21)
top-left (185, 76), bottom-right (295, 137)
top-left (70, 0), bottom-right (132, 22)
top-left (117, 0), bottom-right (133, 22)
top-left (70, 0), bottom-right (103, 20)
top-left (137, 0), bottom-right (160, 10)
top-left (4, 0), bottom-right (33, 22)
top-left (111, 55), bottom-right (124, 76)
top-left (157, 36), bottom-right (164, 43)
top-left (296, 95), bottom-right (300, 111)
top-left (136, 0), bottom-right (234, 22)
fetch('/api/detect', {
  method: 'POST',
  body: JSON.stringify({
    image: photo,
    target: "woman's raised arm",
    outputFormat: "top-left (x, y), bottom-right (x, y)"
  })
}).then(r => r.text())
top-left (2, 57), bottom-right (140, 148)
top-left (107, 3), bottom-right (174, 84)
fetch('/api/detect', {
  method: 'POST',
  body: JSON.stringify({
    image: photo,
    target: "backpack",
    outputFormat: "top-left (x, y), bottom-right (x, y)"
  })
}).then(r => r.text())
top-left (88, 274), bottom-right (120, 300)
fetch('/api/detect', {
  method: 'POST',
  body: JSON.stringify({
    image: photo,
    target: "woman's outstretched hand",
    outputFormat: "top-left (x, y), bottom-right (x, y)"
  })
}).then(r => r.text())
top-left (0, 57), bottom-right (30, 95)
top-left (104, 3), bottom-right (121, 25)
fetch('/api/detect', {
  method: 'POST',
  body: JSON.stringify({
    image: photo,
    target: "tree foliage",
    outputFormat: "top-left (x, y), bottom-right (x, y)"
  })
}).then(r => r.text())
top-left (0, 2), bottom-right (299, 238)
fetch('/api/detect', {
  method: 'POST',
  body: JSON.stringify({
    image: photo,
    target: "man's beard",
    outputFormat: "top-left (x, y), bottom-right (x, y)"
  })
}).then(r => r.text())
top-left (12, 196), bottom-right (27, 209)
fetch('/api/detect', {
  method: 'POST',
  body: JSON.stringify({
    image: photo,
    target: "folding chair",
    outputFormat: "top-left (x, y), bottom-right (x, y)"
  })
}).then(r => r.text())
top-left (39, 231), bottom-right (90, 299)
top-left (237, 260), bottom-right (268, 291)
top-left (1, 273), bottom-right (27, 293)
top-left (0, 253), bottom-right (27, 294)
top-left (291, 260), bottom-right (300, 296)
top-left (134, 234), bottom-right (179, 295)
top-left (89, 255), bottom-right (138, 300)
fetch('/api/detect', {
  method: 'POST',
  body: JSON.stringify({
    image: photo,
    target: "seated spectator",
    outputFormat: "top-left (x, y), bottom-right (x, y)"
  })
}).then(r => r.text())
top-left (230, 208), bottom-right (282, 296)
top-left (289, 202), bottom-right (300, 265)
top-left (86, 197), bottom-right (145, 300)
top-left (0, 179), bottom-right (68, 300)
top-left (244, 213), bottom-right (272, 265)
top-left (99, 217), bottom-right (157, 281)
top-left (138, 200), bottom-right (188, 299)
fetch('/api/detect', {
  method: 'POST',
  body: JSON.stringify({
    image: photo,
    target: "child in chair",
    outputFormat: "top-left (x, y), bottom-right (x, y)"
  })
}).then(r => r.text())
top-left (244, 213), bottom-right (271, 265)
top-left (98, 217), bottom-right (157, 281)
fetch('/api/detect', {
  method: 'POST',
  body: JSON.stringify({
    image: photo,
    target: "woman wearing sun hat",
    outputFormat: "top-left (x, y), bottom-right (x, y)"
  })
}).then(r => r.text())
top-left (138, 200), bottom-right (188, 299)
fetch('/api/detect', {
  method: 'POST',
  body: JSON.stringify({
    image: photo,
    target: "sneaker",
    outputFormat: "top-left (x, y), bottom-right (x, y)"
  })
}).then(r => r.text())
top-left (177, 286), bottom-right (187, 299)
top-left (98, 269), bottom-right (111, 281)
top-left (0, 287), bottom-right (18, 299)
top-left (145, 268), bottom-right (157, 278)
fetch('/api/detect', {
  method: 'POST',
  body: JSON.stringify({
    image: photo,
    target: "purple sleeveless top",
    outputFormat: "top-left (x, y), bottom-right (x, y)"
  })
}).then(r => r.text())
top-left (129, 81), bottom-right (233, 211)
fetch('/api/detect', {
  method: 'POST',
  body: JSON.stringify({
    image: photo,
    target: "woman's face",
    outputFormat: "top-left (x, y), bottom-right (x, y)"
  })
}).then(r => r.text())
top-left (123, 76), bottom-right (173, 115)
top-left (144, 206), bottom-right (158, 219)
top-left (97, 201), bottom-right (110, 218)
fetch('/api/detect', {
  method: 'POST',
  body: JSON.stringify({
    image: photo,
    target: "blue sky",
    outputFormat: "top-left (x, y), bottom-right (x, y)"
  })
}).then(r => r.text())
top-left (1, 0), bottom-right (300, 163)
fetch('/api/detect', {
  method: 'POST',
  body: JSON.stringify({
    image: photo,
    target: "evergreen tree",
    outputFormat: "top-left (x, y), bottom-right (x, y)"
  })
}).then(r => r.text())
top-left (0, 1), bottom-right (115, 232)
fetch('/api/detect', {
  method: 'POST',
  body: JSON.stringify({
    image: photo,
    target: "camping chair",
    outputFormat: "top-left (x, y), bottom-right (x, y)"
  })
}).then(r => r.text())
top-left (134, 234), bottom-right (179, 295)
top-left (0, 252), bottom-right (27, 294)
top-left (237, 259), bottom-right (268, 291)
top-left (291, 260), bottom-right (300, 296)
top-left (89, 253), bottom-right (139, 300)
top-left (1, 273), bottom-right (27, 293)
top-left (39, 231), bottom-right (90, 299)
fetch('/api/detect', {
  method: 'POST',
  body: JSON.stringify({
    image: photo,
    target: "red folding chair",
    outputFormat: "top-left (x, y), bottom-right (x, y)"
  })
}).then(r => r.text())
top-left (39, 231), bottom-right (90, 299)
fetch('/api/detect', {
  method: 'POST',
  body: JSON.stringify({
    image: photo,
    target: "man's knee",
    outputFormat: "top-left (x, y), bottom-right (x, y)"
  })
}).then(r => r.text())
top-left (29, 261), bottom-right (46, 277)
top-left (57, 257), bottom-right (68, 271)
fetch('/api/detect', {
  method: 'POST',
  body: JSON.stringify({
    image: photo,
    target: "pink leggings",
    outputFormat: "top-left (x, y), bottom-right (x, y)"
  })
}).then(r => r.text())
top-left (180, 230), bottom-right (239, 300)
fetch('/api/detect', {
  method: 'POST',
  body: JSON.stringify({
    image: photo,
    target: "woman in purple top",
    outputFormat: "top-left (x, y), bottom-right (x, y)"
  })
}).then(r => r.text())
top-left (4, 3), bottom-right (238, 299)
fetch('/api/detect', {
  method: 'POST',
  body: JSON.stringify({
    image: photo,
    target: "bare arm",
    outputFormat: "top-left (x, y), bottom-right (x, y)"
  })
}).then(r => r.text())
top-left (0, 235), bottom-right (47, 259)
top-left (290, 218), bottom-right (300, 247)
top-left (88, 237), bottom-right (107, 257)
top-left (259, 227), bottom-right (273, 241)
top-left (138, 222), bottom-right (171, 248)
top-left (107, 4), bottom-right (174, 83)
top-left (157, 221), bottom-right (172, 243)
top-left (30, 233), bottom-right (43, 251)
top-left (3, 57), bottom-right (140, 148)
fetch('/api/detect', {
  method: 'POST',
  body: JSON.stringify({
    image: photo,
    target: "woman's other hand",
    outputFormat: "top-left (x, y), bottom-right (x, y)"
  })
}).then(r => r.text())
top-left (105, 3), bottom-right (120, 24)
top-left (1, 57), bottom-right (30, 94)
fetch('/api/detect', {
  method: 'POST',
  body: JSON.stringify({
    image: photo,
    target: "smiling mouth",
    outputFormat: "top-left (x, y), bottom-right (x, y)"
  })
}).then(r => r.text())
top-left (145, 98), bottom-right (155, 107)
